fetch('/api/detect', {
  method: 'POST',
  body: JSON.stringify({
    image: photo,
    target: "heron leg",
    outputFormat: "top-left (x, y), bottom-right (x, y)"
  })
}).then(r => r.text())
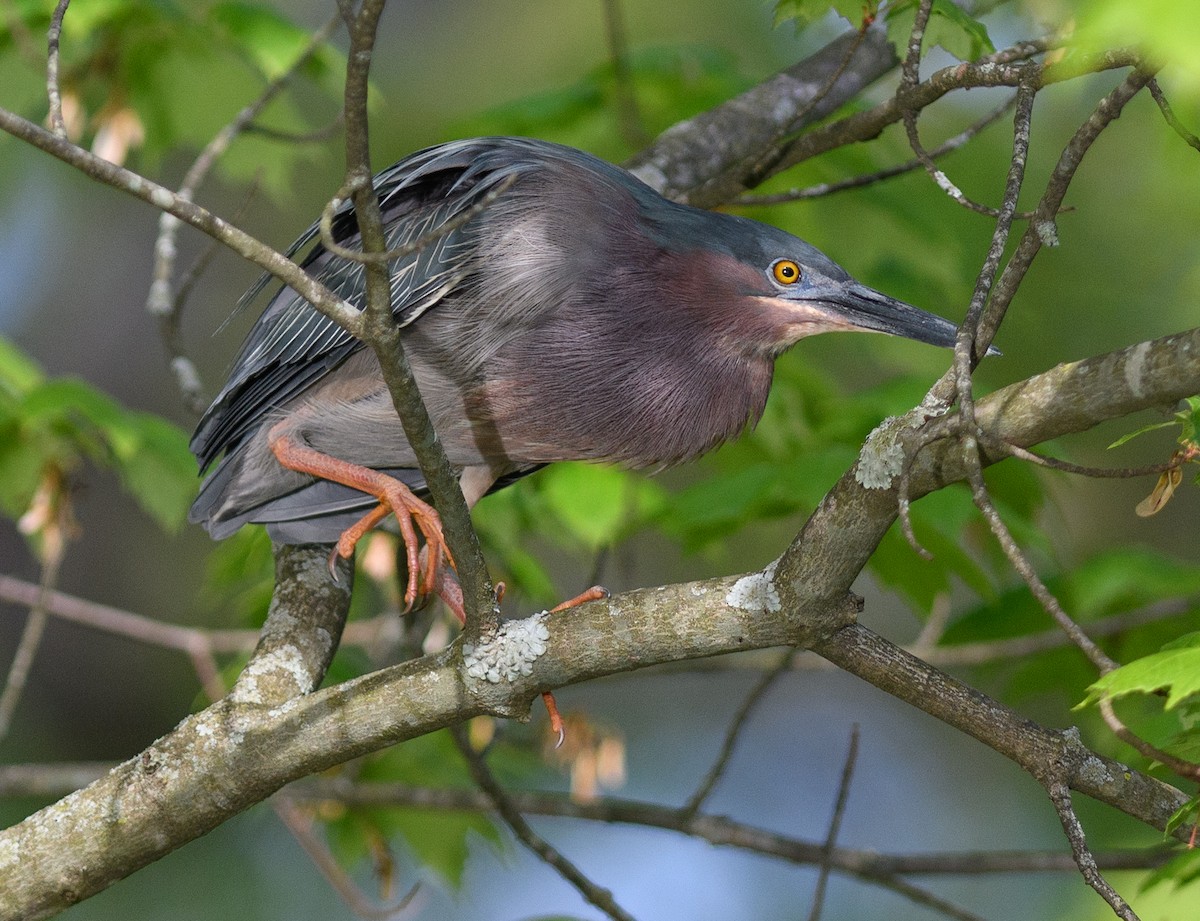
top-left (540, 585), bottom-right (610, 747)
top-left (268, 422), bottom-right (454, 613)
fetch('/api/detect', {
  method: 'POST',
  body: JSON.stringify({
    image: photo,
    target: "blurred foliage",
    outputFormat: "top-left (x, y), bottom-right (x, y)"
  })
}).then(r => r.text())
top-left (0, 0), bottom-right (344, 192)
top-left (775, 0), bottom-right (995, 61)
top-left (2, 0), bottom-right (1199, 912)
top-left (0, 335), bottom-right (194, 540)
top-left (453, 43), bottom-right (752, 162)
top-left (1031, 0), bottom-right (1200, 96)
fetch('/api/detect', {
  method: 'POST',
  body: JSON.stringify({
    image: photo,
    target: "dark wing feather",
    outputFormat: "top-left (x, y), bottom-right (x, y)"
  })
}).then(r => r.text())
top-left (190, 137), bottom-right (539, 470)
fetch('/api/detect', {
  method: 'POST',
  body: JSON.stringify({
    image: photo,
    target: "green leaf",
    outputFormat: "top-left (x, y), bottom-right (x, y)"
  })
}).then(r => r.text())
top-left (1164, 794), bottom-right (1200, 839)
top-left (773, 1), bottom-right (872, 30)
top-left (540, 463), bottom-right (664, 552)
top-left (1069, 0), bottom-right (1200, 97)
top-left (1082, 633), bottom-right (1200, 710)
top-left (386, 808), bottom-right (499, 888)
top-left (110, 414), bottom-right (196, 532)
top-left (1108, 420), bottom-right (1179, 449)
top-left (926, 0), bottom-right (994, 60)
top-left (1140, 841), bottom-right (1200, 891)
top-left (0, 335), bottom-right (44, 395)
top-left (209, 1), bottom-right (327, 81)
top-left (945, 550), bottom-right (1200, 646)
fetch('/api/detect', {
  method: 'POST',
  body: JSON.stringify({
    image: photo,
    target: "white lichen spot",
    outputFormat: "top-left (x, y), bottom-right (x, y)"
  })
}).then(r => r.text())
top-left (170, 356), bottom-right (201, 394)
top-left (149, 186), bottom-right (175, 211)
top-left (1035, 219), bottom-right (1059, 246)
top-left (725, 559), bottom-right (781, 614)
top-left (0, 835), bottom-right (20, 870)
top-left (231, 645), bottom-right (313, 704)
top-left (1077, 754), bottom-right (1115, 788)
top-left (629, 161), bottom-right (671, 194)
top-left (856, 416), bottom-right (907, 489)
top-left (917, 392), bottom-right (951, 420)
top-left (462, 612), bottom-right (551, 684)
top-left (1123, 340), bottom-right (1150, 400)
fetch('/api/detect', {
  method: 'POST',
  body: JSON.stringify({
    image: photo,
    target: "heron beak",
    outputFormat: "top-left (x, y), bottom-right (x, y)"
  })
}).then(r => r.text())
top-left (819, 281), bottom-right (999, 355)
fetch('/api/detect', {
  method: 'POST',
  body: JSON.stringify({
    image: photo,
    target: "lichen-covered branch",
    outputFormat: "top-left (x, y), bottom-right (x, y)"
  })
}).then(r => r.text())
top-left (2, 327), bottom-right (1197, 919)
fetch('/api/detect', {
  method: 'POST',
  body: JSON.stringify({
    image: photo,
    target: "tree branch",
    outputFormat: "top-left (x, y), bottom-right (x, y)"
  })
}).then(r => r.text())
top-left (338, 0), bottom-right (495, 638)
top-left (2, 328), bottom-right (1197, 919)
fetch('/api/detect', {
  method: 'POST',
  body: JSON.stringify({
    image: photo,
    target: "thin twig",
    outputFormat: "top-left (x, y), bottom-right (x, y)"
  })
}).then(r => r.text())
top-left (146, 13), bottom-right (340, 412)
top-left (1147, 78), bottom-right (1200, 152)
top-left (966, 467), bottom-right (1119, 674)
top-left (1098, 698), bottom-right (1200, 783)
top-left (1045, 780), bottom-right (1139, 921)
top-left (807, 724), bottom-right (860, 921)
top-left (340, 0), bottom-right (497, 639)
top-left (0, 105), bottom-right (365, 332)
top-left (682, 649), bottom-right (795, 818)
top-left (943, 72), bottom-right (1159, 676)
top-left (0, 764), bottom-right (1175, 878)
top-left (244, 111), bottom-right (346, 144)
top-left (977, 433), bottom-right (1184, 479)
top-left (45, 0), bottom-right (70, 138)
top-left (0, 551), bottom-right (63, 741)
top-left (971, 67), bottom-right (1158, 354)
top-left (451, 725), bottom-right (637, 921)
top-left (273, 795), bottom-right (423, 920)
top-left (941, 74), bottom-right (1126, 675)
top-left (602, 0), bottom-right (648, 147)
top-left (736, 94), bottom-right (1017, 206)
top-left (899, 0), bottom-right (1030, 217)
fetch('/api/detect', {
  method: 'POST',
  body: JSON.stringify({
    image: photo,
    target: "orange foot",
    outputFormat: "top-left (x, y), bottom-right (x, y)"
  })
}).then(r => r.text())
top-left (268, 423), bottom-right (454, 612)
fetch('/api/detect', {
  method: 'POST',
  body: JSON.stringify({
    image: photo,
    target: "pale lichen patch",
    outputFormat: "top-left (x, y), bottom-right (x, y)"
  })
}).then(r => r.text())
top-left (856, 416), bottom-right (907, 490)
top-left (1036, 219), bottom-right (1059, 246)
top-left (231, 645), bottom-right (314, 704)
top-left (1123, 340), bottom-right (1151, 400)
top-left (462, 612), bottom-right (551, 684)
top-left (725, 560), bottom-right (781, 614)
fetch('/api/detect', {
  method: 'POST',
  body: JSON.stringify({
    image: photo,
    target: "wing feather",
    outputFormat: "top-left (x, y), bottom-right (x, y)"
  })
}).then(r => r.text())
top-left (190, 138), bottom-right (537, 470)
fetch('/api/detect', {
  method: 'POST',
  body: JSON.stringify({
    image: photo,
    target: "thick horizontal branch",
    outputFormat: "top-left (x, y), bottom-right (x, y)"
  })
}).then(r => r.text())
top-left (777, 327), bottom-right (1200, 605)
top-left (0, 573), bottom-right (860, 920)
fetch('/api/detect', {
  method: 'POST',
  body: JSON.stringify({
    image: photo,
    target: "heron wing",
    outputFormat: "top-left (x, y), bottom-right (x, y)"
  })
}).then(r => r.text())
top-left (189, 138), bottom-right (537, 470)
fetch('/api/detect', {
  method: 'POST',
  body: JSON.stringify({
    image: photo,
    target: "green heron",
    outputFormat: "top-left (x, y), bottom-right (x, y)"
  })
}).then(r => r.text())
top-left (190, 136), bottom-right (966, 611)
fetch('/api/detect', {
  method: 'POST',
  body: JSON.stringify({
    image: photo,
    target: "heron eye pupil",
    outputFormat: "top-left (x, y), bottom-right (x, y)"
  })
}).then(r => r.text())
top-left (772, 260), bottom-right (801, 284)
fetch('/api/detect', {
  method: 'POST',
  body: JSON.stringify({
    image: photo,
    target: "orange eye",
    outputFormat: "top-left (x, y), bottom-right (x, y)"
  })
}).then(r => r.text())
top-left (772, 259), bottom-right (801, 285)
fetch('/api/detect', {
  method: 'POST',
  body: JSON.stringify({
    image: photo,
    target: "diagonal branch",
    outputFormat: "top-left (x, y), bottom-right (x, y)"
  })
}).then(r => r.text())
top-left (451, 725), bottom-right (636, 921)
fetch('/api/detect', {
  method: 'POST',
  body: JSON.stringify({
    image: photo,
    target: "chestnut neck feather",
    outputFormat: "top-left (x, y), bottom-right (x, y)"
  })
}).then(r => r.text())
top-left (481, 246), bottom-right (778, 468)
